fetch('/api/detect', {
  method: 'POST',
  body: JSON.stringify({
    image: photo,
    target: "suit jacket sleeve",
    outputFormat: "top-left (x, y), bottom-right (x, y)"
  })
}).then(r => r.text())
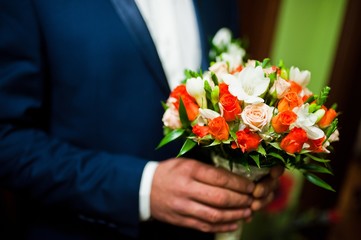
top-left (0, 0), bottom-right (146, 237)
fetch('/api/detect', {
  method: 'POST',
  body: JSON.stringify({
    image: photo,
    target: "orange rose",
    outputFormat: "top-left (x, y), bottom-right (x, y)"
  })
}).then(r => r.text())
top-left (219, 93), bottom-right (242, 122)
top-left (192, 125), bottom-right (209, 138)
top-left (219, 82), bottom-right (230, 97)
top-left (277, 92), bottom-right (303, 112)
top-left (280, 127), bottom-right (308, 154)
top-left (208, 116), bottom-right (229, 141)
top-left (288, 81), bottom-right (303, 94)
top-left (169, 85), bottom-right (199, 121)
top-left (181, 97), bottom-right (199, 121)
top-left (307, 136), bottom-right (326, 153)
top-left (271, 110), bottom-right (297, 133)
top-left (232, 128), bottom-right (261, 153)
top-left (318, 108), bottom-right (337, 128)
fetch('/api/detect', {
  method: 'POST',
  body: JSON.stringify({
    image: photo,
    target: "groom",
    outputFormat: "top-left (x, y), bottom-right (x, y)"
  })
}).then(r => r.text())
top-left (0, 0), bottom-right (282, 239)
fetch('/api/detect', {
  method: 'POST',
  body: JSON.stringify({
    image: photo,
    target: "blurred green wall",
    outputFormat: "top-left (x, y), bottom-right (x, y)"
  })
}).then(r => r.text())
top-left (271, 0), bottom-right (347, 93)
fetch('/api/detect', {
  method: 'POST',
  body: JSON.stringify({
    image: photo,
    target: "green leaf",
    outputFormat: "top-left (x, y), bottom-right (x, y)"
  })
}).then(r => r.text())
top-left (178, 98), bottom-right (190, 128)
top-left (262, 58), bottom-right (271, 68)
top-left (269, 142), bottom-right (282, 151)
top-left (308, 103), bottom-right (321, 113)
top-left (257, 144), bottom-right (266, 156)
top-left (177, 138), bottom-right (197, 157)
top-left (301, 164), bottom-right (333, 175)
top-left (305, 153), bottom-right (330, 163)
top-left (211, 72), bottom-right (219, 85)
top-left (280, 68), bottom-right (288, 80)
top-left (229, 130), bottom-right (237, 141)
top-left (299, 149), bottom-right (312, 154)
top-left (211, 86), bottom-right (220, 112)
top-left (204, 80), bottom-right (212, 92)
top-left (161, 101), bottom-right (168, 110)
top-left (184, 69), bottom-right (202, 79)
top-left (204, 81), bottom-right (213, 106)
top-left (268, 72), bottom-right (277, 82)
top-left (250, 154), bottom-right (260, 168)
top-left (317, 86), bottom-right (331, 106)
top-left (268, 152), bottom-right (285, 163)
top-left (156, 129), bottom-right (185, 149)
top-left (304, 95), bottom-right (316, 104)
top-left (303, 173), bottom-right (335, 192)
top-left (206, 140), bottom-right (223, 147)
top-left (330, 103), bottom-right (337, 110)
top-left (325, 118), bottom-right (338, 139)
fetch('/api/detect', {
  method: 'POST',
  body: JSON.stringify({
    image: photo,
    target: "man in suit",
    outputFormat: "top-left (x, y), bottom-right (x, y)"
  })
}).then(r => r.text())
top-left (0, 0), bottom-right (282, 239)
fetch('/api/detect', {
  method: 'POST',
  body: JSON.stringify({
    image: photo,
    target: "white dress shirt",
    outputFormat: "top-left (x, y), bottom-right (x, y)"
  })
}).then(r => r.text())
top-left (134, 0), bottom-right (201, 221)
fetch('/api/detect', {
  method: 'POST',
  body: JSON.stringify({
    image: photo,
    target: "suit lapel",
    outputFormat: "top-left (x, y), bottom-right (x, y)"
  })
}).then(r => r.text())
top-left (110, 0), bottom-right (170, 94)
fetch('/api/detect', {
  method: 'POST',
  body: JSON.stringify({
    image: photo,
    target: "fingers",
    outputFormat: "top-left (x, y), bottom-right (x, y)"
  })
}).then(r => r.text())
top-left (166, 213), bottom-right (241, 233)
top-left (189, 180), bottom-right (253, 209)
top-left (253, 166), bottom-right (283, 198)
top-left (251, 191), bottom-right (274, 211)
top-left (252, 176), bottom-right (279, 198)
top-left (150, 158), bottom-right (255, 232)
top-left (159, 198), bottom-right (249, 233)
top-left (190, 161), bottom-right (255, 194)
top-left (270, 165), bottom-right (284, 179)
top-left (175, 198), bottom-right (252, 225)
top-left (250, 166), bottom-right (284, 211)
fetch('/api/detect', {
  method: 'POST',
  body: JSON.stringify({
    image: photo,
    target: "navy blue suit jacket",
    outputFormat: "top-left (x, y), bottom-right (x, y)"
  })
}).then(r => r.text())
top-left (0, 0), bottom-right (239, 239)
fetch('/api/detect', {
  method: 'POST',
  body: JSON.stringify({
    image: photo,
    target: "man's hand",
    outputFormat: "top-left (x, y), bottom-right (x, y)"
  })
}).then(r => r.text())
top-left (251, 165), bottom-right (284, 211)
top-left (150, 158), bottom-right (255, 233)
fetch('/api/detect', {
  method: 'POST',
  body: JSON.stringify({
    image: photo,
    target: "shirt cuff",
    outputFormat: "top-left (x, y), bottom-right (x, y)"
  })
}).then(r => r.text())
top-left (139, 161), bottom-right (159, 221)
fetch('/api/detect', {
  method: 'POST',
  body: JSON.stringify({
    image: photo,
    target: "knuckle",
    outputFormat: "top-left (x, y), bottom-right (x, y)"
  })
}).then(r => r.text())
top-left (207, 210), bottom-right (223, 223)
top-left (213, 192), bottom-right (230, 207)
top-left (170, 199), bottom-right (186, 214)
top-left (199, 223), bottom-right (212, 232)
top-left (214, 170), bottom-right (229, 186)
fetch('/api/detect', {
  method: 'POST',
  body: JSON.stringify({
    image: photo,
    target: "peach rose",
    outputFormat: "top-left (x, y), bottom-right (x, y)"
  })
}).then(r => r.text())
top-left (208, 116), bottom-right (229, 141)
top-left (241, 103), bottom-right (274, 132)
top-left (162, 99), bottom-right (182, 129)
top-left (269, 76), bottom-right (291, 99)
top-left (209, 62), bottom-right (229, 79)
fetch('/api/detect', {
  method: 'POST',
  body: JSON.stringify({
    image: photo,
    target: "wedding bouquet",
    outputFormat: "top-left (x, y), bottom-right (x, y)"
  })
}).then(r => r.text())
top-left (158, 27), bottom-right (338, 190)
top-left (157, 28), bottom-right (339, 239)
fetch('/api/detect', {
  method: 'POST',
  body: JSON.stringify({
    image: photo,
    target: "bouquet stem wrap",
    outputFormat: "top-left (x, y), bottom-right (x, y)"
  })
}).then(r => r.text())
top-left (212, 154), bottom-right (270, 240)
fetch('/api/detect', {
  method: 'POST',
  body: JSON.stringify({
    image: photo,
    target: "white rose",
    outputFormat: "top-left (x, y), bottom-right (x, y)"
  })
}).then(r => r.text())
top-left (241, 103), bottom-right (274, 132)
